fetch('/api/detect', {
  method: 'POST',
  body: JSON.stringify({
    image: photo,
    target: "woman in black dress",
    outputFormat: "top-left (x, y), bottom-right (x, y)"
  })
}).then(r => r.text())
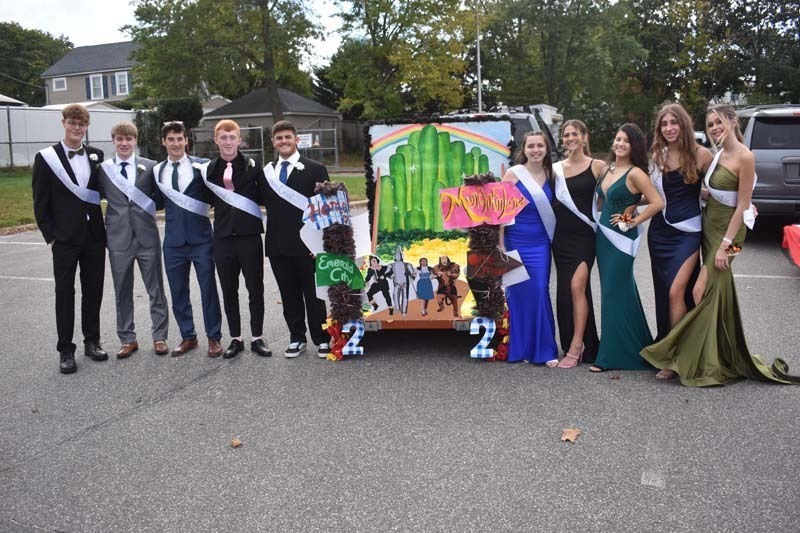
top-left (551, 120), bottom-right (605, 368)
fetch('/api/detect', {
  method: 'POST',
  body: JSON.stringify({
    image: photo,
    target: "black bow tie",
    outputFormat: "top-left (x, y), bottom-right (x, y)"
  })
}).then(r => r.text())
top-left (67, 147), bottom-right (85, 159)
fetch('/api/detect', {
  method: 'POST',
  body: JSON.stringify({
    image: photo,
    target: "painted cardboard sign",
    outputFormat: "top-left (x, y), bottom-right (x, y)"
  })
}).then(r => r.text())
top-left (303, 190), bottom-right (350, 230)
top-left (439, 181), bottom-right (528, 230)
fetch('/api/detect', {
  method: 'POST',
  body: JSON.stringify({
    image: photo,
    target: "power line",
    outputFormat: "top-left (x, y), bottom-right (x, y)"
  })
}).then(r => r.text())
top-left (0, 71), bottom-right (46, 90)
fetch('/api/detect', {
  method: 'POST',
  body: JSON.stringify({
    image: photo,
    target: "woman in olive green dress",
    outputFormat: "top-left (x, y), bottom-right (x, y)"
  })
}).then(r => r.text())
top-left (641, 104), bottom-right (797, 386)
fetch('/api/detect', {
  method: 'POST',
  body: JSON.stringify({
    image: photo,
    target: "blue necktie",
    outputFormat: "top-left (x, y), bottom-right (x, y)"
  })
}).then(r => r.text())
top-left (279, 160), bottom-right (290, 184)
top-left (120, 161), bottom-right (129, 180)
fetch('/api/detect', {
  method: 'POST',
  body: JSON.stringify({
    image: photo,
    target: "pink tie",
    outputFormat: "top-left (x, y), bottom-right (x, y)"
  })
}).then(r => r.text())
top-left (223, 162), bottom-right (234, 190)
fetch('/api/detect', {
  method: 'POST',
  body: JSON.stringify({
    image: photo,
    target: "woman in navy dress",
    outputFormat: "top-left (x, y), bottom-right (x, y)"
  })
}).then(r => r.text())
top-left (500, 132), bottom-right (558, 366)
top-left (647, 103), bottom-right (713, 379)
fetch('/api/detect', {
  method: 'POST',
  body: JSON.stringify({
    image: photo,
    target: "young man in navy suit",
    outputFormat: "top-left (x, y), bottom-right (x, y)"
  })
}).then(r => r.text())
top-left (32, 104), bottom-right (108, 374)
top-left (204, 119), bottom-right (271, 359)
top-left (154, 121), bottom-right (223, 357)
top-left (262, 120), bottom-right (330, 358)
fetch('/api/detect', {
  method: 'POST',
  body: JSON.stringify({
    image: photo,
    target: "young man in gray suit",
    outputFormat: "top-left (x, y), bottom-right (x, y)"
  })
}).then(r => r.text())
top-left (98, 121), bottom-right (170, 358)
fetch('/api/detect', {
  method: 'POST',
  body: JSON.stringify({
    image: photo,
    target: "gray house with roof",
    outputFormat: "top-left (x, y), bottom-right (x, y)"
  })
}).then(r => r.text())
top-left (41, 41), bottom-right (139, 106)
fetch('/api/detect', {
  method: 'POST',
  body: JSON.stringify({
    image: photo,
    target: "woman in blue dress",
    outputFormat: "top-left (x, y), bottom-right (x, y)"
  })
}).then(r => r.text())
top-left (647, 103), bottom-right (713, 379)
top-left (415, 257), bottom-right (435, 316)
top-left (500, 131), bottom-right (558, 366)
top-left (590, 123), bottom-right (664, 372)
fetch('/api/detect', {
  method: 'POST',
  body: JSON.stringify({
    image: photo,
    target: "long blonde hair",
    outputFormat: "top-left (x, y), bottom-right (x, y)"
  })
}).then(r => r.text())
top-left (706, 104), bottom-right (744, 149)
top-left (651, 102), bottom-right (699, 184)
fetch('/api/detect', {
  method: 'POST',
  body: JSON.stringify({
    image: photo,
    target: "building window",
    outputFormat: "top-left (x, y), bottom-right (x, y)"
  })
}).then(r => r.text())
top-left (115, 71), bottom-right (129, 96)
top-left (90, 74), bottom-right (104, 100)
top-left (53, 78), bottom-right (67, 92)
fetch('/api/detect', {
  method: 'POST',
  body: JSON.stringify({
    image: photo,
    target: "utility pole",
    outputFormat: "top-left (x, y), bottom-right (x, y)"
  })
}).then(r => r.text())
top-left (476, 1), bottom-right (482, 112)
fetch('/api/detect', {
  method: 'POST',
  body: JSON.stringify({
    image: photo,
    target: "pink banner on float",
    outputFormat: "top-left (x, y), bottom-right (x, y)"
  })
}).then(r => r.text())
top-left (439, 181), bottom-right (528, 230)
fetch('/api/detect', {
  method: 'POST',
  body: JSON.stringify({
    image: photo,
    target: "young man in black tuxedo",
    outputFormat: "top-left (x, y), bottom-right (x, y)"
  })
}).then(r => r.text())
top-left (205, 119), bottom-right (271, 359)
top-left (32, 104), bottom-right (108, 374)
top-left (262, 120), bottom-right (330, 358)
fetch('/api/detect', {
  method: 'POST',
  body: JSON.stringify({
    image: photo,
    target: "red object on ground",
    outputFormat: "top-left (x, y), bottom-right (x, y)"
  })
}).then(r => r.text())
top-left (782, 225), bottom-right (800, 269)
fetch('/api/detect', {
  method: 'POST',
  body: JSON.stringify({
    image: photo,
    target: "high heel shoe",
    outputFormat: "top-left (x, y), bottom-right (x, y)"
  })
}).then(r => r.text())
top-left (558, 344), bottom-right (584, 369)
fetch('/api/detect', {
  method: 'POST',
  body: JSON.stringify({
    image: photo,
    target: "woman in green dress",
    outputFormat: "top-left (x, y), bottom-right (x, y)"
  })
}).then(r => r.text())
top-left (590, 124), bottom-right (664, 372)
top-left (641, 104), bottom-right (796, 386)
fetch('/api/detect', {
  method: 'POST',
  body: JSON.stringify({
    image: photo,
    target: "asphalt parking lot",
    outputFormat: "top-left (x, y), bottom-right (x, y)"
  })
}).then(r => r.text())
top-left (1, 219), bottom-right (798, 532)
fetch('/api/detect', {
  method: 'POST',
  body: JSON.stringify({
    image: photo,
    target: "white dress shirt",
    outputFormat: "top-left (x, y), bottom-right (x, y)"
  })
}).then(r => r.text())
top-left (60, 140), bottom-right (90, 188)
top-left (161, 155), bottom-right (195, 193)
top-left (277, 151), bottom-right (301, 180)
top-left (115, 155), bottom-right (136, 184)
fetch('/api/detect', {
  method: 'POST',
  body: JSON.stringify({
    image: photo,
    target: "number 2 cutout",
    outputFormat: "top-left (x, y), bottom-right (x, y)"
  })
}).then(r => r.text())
top-left (342, 320), bottom-right (365, 355)
top-left (470, 317), bottom-right (496, 359)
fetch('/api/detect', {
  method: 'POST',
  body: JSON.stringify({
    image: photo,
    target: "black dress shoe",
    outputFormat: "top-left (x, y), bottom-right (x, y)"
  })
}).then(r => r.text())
top-left (251, 339), bottom-right (272, 357)
top-left (223, 339), bottom-right (244, 359)
top-left (59, 351), bottom-right (76, 374)
top-left (84, 341), bottom-right (108, 361)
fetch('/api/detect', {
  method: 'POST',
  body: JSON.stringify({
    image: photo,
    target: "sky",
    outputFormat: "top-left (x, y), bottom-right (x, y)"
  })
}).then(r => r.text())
top-left (0, 0), bottom-right (341, 68)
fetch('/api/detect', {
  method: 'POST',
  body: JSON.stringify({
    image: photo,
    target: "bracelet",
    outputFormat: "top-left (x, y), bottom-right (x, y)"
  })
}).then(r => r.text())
top-left (722, 237), bottom-right (733, 244)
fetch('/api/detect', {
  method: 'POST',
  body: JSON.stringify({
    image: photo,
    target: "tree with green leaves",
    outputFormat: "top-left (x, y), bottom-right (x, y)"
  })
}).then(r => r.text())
top-left (0, 22), bottom-right (72, 106)
top-left (124, 0), bottom-right (320, 119)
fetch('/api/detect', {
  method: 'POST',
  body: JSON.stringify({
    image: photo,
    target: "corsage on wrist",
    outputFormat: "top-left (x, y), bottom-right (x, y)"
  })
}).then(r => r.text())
top-left (617, 212), bottom-right (635, 232)
top-left (725, 243), bottom-right (742, 257)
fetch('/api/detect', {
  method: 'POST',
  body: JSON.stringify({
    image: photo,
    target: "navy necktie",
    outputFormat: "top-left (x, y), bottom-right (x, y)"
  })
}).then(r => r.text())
top-left (120, 161), bottom-right (129, 180)
top-left (279, 160), bottom-right (290, 184)
top-left (171, 162), bottom-right (180, 191)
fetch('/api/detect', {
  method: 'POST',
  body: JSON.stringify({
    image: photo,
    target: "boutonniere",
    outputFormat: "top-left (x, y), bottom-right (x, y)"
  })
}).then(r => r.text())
top-left (295, 161), bottom-right (305, 171)
top-left (89, 153), bottom-right (99, 162)
top-left (725, 243), bottom-right (742, 257)
top-left (248, 158), bottom-right (255, 168)
top-left (137, 164), bottom-right (146, 172)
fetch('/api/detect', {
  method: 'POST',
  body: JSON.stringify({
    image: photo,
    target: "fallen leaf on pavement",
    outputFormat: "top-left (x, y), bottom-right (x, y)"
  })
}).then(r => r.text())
top-left (31, 404), bottom-right (39, 414)
top-left (561, 428), bottom-right (581, 443)
top-left (610, 373), bottom-right (621, 380)
top-left (230, 437), bottom-right (242, 448)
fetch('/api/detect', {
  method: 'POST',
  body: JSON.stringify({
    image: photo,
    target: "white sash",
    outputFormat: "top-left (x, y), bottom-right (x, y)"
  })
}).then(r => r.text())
top-left (197, 162), bottom-right (264, 222)
top-left (40, 146), bottom-right (100, 205)
top-left (154, 161), bottom-right (210, 218)
top-left (703, 149), bottom-right (758, 229)
top-left (552, 161), bottom-right (596, 232)
top-left (101, 159), bottom-right (156, 217)
top-left (592, 173), bottom-right (642, 257)
top-left (510, 164), bottom-right (555, 241)
top-left (263, 163), bottom-right (310, 212)
top-left (650, 165), bottom-right (701, 233)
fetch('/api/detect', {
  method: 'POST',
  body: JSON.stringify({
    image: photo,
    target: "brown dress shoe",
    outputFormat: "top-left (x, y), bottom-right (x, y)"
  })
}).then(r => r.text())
top-left (171, 338), bottom-right (198, 357)
top-left (116, 341), bottom-right (139, 359)
top-left (207, 338), bottom-right (223, 358)
top-left (154, 340), bottom-right (169, 356)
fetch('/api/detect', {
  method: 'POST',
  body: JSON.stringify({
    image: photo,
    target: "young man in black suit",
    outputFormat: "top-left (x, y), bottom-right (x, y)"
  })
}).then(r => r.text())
top-left (204, 119), bottom-right (271, 359)
top-left (262, 120), bottom-right (330, 358)
top-left (32, 104), bottom-right (108, 374)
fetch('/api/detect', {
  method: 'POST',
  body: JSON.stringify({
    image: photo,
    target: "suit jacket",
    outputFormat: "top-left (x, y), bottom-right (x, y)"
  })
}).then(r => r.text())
top-left (262, 155), bottom-right (329, 257)
top-left (99, 156), bottom-right (160, 251)
top-left (32, 142), bottom-right (106, 245)
top-left (206, 152), bottom-right (265, 239)
top-left (153, 156), bottom-right (214, 248)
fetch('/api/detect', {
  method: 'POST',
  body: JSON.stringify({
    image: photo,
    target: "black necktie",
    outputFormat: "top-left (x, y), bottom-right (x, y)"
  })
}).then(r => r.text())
top-left (120, 161), bottom-right (129, 180)
top-left (171, 162), bottom-right (180, 191)
top-left (68, 147), bottom-right (85, 159)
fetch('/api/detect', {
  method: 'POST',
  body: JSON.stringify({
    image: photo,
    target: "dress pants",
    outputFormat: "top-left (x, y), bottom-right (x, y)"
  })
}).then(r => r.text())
top-left (109, 240), bottom-right (169, 344)
top-left (214, 235), bottom-right (264, 338)
top-left (269, 255), bottom-right (327, 345)
top-left (51, 237), bottom-right (105, 353)
top-left (163, 241), bottom-right (222, 341)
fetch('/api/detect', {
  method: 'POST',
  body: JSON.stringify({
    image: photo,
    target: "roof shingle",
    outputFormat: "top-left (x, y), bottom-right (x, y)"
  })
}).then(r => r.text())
top-left (42, 41), bottom-right (139, 78)
top-left (205, 88), bottom-right (338, 117)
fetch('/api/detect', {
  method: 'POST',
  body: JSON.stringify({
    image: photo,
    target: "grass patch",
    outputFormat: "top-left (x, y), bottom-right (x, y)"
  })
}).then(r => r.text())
top-left (336, 175), bottom-right (367, 202)
top-left (0, 168), bottom-right (35, 228)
